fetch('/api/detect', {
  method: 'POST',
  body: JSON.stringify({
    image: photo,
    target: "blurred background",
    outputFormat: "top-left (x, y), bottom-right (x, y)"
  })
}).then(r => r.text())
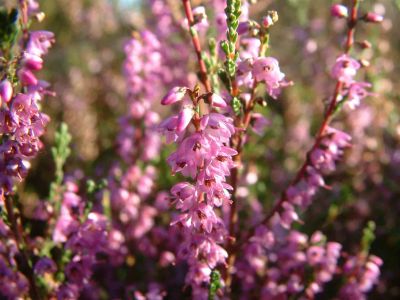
top-left (1, 0), bottom-right (399, 298)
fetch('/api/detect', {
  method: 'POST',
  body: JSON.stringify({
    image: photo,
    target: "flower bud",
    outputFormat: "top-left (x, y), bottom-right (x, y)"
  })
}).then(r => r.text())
top-left (237, 22), bottom-right (250, 35)
top-left (161, 87), bottom-right (187, 105)
top-left (193, 6), bottom-right (207, 23)
top-left (176, 106), bottom-right (194, 132)
top-left (262, 16), bottom-right (273, 28)
top-left (357, 40), bottom-right (372, 49)
top-left (330, 4), bottom-right (348, 18)
top-left (210, 93), bottom-right (227, 108)
top-left (34, 12), bottom-right (46, 22)
top-left (364, 12), bottom-right (383, 23)
top-left (22, 53), bottom-right (43, 70)
top-left (262, 11), bottom-right (278, 28)
top-left (18, 69), bottom-right (38, 86)
top-left (359, 59), bottom-right (370, 68)
top-left (0, 80), bottom-right (13, 103)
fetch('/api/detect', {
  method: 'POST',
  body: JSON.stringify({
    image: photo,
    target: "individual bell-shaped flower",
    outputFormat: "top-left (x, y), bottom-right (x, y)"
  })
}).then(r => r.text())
top-left (210, 93), bottom-right (227, 108)
top-left (0, 80), bottom-right (13, 104)
top-left (177, 105), bottom-right (194, 132)
top-left (331, 54), bottom-right (360, 84)
top-left (161, 86), bottom-right (188, 105)
top-left (364, 12), bottom-right (384, 23)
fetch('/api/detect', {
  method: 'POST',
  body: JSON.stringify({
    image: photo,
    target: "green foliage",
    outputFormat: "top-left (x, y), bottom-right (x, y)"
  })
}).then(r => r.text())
top-left (222, 0), bottom-right (241, 79)
top-left (85, 178), bottom-right (110, 220)
top-left (0, 7), bottom-right (19, 55)
top-left (49, 123), bottom-right (72, 203)
top-left (217, 68), bottom-right (231, 91)
top-left (232, 96), bottom-right (242, 116)
top-left (361, 221), bottom-right (376, 254)
top-left (208, 269), bottom-right (222, 300)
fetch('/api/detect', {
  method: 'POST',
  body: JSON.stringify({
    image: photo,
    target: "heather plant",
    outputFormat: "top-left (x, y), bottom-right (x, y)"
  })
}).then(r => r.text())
top-left (0, 0), bottom-right (398, 299)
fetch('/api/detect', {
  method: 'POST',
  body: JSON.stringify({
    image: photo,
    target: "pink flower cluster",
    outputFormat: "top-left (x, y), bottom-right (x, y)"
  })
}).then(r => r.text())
top-left (0, 30), bottom-right (54, 194)
top-left (0, 219), bottom-right (29, 298)
top-left (118, 30), bottom-right (162, 163)
top-left (331, 55), bottom-right (373, 110)
top-left (160, 87), bottom-right (236, 297)
top-left (47, 180), bottom-right (126, 298)
top-left (237, 228), bottom-right (343, 299)
top-left (276, 127), bottom-right (351, 228)
top-left (339, 254), bottom-right (383, 299)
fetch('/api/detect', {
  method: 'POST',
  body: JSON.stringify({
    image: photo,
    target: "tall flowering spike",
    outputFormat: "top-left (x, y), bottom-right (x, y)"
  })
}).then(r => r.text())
top-left (0, 3), bottom-right (54, 195)
top-left (160, 85), bottom-right (236, 297)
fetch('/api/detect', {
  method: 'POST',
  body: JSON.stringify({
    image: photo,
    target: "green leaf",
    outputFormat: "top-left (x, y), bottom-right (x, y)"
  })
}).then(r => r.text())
top-left (361, 221), bottom-right (376, 254)
top-left (208, 269), bottom-right (222, 300)
top-left (232, 97), bottom-right (242, 116)
top-left (0, 8), bottom-right (19, 53)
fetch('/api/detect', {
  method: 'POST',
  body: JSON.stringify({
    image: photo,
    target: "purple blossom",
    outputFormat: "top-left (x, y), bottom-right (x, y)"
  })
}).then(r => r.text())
top-left (331, 54), bottom-right (361, 84)
top-left (34, 257), bottom-right (57, 275)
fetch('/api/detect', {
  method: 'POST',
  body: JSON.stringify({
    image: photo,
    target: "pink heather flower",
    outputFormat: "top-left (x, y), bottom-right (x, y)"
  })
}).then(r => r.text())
top-left (159, 115), bottom-right (181, 144)
top-left (176, 106), bottom-right (194, 132)
top-left (345, 82), bottom-right (373, 109)
top-left (22, 53), bottom-right (43, 70)
top-left (250, 113), bottom-right (270, 136)
top-left (280, 202), bottom-right (299, 228)
top-left (237, 59), bottom-right (254, 87)
top-left (65, 257), bottom-right (93, 285)
top-left (237, 21), bottom-right (250, 35)
top-left (27, 0), bottom-right (40, 16)
top-left (192, 6), bottom-right (209, 31)
top-left (364, 12), bottom-right (384, 23)
top-left (34, 257), bottom-right (57, 275)
top-left (331, 4), bottom-right (348, 18)
top-left (0, 80), bottom-right (13, 104)
top-left (331, 54), bottom-right (360, 84)
top-left (57, 284), bottom-right (79, 300)
top-left (26, 31), bottom-right (55, 57)
top-left (18, 69), bottom-right (38, 86)
top-left (241, 38), bottom-right (261, 59)
top-left (262, 15), bottom-right (274, 28)
top-left (161, 87), bottom-right (188, 105)
top-left (252, 57), bottom-right (290, 98)
top-left (252, 57), bottom-right (284, 83)
top-left (307, 246), bottom-right (325, 266)
top-left (210, 93), bottom-right (227, 108)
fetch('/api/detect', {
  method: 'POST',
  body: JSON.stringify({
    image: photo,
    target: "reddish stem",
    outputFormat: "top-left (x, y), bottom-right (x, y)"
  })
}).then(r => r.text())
top-left (182, 0), bottom-right (212, 93)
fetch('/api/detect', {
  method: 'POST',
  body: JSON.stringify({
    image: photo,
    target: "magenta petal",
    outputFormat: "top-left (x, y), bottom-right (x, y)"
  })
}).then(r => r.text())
top-left (210, 93), bottom-right (227, 108)
top-left (176, 106), bottom-right (194, 132)
top-left (0, 80), bottom-right (13, 103)
top-left (161, 86), bottom-right (188, 105)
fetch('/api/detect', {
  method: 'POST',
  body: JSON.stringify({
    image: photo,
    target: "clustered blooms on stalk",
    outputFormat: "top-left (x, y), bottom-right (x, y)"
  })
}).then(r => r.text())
top-left (109, 0), bottom-right (195, 297)
top-left (0, 1), bottom-right (55, 298)
top-left (49, 180), bottom-right (127, 299)
top-left (0, 217), bottom-right (30, 297)
top-left (0, 23), bottom-right (54, 195)
top-left (160, 86), bottom-right (236, 296)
